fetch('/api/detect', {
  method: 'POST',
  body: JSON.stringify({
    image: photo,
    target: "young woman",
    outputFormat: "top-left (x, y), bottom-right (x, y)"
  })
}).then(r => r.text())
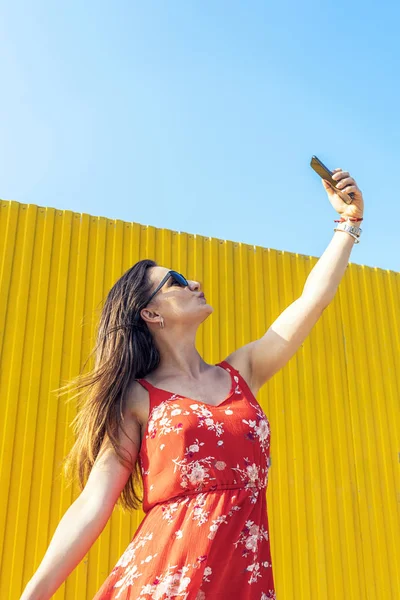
top-left (21, 168), bottom-right (364, 599)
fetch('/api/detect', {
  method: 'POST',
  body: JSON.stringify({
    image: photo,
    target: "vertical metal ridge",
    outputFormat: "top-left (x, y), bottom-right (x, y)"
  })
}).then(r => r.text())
top-left (0, 200), bottom-right (398, 598)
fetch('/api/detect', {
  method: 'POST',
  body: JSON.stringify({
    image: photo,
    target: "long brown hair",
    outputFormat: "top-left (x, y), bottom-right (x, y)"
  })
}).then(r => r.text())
top-left (54, 259), bottom-right (159, 511)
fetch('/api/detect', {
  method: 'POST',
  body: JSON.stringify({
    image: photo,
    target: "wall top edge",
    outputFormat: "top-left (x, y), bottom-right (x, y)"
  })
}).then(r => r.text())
top-left (0, 199), bottom-right (397, 275)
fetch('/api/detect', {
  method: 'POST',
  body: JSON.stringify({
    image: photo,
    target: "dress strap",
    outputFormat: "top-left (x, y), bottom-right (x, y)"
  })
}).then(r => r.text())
top-left (217, 360), bottom-right (239, 376)
top-left (217, 360), bottom-right (257, 401)
top-left (135, 377), bottom-right (169, 414)
top-left (135, 378), bottom-right (155, 392)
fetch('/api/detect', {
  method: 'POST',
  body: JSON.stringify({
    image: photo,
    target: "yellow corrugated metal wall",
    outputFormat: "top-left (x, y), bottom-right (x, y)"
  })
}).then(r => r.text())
top-left (0, 199), bottom-right (399, 600)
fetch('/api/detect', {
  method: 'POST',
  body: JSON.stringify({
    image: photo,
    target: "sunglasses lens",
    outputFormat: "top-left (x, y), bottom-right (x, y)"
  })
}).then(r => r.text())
top-left (171, 271), bottom-right (188, 286)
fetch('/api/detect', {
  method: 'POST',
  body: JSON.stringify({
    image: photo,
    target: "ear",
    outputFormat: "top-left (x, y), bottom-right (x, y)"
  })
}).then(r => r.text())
top-left (140, 308), bottom-right (161, 326)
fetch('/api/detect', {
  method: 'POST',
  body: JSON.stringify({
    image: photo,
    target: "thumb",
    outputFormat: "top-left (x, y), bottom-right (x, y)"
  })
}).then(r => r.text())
top-left (322, 179), bottom-right (332, 191)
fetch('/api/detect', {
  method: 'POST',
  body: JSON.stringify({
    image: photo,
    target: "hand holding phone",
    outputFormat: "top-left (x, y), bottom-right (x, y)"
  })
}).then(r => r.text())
top-left (310, 155), bottom-right (355, 205)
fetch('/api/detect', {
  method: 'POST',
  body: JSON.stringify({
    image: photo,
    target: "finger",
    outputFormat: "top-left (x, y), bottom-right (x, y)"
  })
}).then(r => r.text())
top-left (336, 176), bottom-right (354, 189)
top-left (332, 171), bottom-right (350, 181)
top-left (339, 184), bottom-right (358, 194)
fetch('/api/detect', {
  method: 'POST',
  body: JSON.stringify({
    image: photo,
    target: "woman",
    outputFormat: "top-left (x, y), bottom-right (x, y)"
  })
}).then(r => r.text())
top-left (21, 168), bottom-right (364, 599)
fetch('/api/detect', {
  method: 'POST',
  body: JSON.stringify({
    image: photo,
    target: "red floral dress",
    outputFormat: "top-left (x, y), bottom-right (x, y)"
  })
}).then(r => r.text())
top-left (93, 360), bottom-right (276, 599)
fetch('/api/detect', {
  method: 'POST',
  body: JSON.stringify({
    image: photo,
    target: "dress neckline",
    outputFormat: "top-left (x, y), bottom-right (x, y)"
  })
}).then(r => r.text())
top-left (138, 361), bottom-right (237, 409)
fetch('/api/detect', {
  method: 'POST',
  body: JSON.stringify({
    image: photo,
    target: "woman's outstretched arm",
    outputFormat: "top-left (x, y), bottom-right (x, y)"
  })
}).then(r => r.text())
top-left (20, 407), bottom-right (141, 600)
top-left (20, 492), bottom-right (115, 600)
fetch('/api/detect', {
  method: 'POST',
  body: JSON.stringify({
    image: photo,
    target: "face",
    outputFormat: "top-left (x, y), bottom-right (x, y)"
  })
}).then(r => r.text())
top-left (140, 266), bottom-right (213, 328)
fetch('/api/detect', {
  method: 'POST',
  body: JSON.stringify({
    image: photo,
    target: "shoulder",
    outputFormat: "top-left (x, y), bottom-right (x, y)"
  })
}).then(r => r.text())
top-left (223, 342), bottom-right (259, 397)
top-left (124, 379), bottom-right (150, 429)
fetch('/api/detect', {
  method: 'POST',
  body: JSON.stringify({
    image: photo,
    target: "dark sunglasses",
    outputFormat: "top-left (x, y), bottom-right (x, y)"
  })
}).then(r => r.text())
top-left (131, 271), bottom-right (189, 329)
top-left (145, 270), bottom-right (188, 306)
top-left (133, 271), bottom-right (189, 326)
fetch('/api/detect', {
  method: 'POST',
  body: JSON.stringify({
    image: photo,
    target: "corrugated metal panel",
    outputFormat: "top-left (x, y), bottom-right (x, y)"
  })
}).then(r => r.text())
top-left (0, 199), bottom-right (399, 599)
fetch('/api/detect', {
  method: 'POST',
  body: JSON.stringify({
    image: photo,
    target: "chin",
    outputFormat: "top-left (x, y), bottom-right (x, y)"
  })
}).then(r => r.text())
top-left (203, 304), bottom-right (214, 316)
top-left (197, 303), bottom-right (213, 322)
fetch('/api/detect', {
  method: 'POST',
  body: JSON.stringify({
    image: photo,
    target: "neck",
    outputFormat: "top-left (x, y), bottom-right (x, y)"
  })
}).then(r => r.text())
top-left (153, 326), bottom-right (210, 379)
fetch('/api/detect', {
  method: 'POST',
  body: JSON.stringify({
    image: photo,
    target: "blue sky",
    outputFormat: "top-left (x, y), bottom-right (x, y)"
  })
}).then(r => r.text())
top-left (1, 1), bottom-right (399, 273)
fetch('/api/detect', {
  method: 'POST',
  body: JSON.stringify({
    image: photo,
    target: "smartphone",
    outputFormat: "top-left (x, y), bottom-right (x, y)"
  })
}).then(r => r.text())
top-left (310, 155), bottom-right (354, 204)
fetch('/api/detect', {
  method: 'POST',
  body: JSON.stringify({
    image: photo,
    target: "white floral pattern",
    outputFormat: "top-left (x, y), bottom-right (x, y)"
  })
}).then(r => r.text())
top-left (189, 403), bottom-right (225, 437)
top-left (93, 361), bottom-right (276, 599)
top-left (242, 401), bottom-right (271, 451)
top-left (231, 457), bottom-right (269, 504)
top-left (233, 520), bottom-right (272, 584)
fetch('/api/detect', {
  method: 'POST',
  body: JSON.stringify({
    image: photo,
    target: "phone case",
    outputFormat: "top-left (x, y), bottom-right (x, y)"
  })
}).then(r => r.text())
top-left (310, 156), bottom-right (354, 204)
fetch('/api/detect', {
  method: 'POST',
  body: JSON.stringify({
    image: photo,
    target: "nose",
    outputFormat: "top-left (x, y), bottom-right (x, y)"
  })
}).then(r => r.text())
top-left (188, 280), bottom-right (201, 292)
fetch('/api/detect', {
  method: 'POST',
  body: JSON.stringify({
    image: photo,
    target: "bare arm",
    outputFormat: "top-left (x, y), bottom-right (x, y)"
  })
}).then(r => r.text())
top-left (20, 400), bottom-right (142, 600)
top-left (20, 493), bottom-right (114, 600)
